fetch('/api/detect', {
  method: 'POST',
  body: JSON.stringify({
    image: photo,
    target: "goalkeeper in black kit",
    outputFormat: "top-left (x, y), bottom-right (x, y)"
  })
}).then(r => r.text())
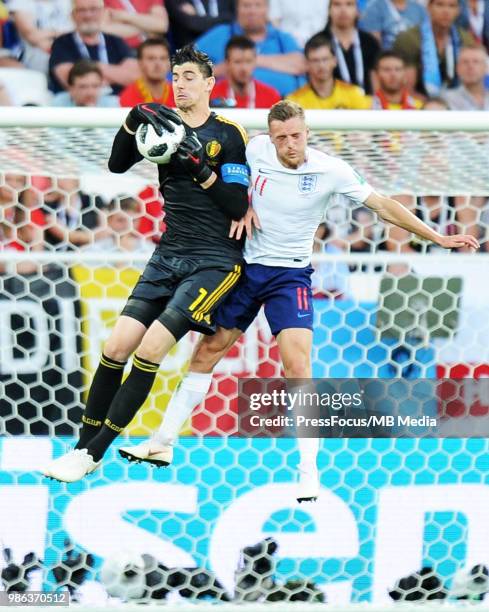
top-left (43, 46), bottom-right (249, 482)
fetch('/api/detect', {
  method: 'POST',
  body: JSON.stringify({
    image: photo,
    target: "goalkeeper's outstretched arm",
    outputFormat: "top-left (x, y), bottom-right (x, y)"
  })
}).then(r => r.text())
top-left (365, 192), bottom-right (480, 251)
top-left (108, 104), bottom-right (183, 173)
top-left (108, 125), bottom-right (143, 173)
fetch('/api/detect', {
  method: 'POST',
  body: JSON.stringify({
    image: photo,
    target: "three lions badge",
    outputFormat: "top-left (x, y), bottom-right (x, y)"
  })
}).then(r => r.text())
top-left (298, 174), bottom-right (317, 194)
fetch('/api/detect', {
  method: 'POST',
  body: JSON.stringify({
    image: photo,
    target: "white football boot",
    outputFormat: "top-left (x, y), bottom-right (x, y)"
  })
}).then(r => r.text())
top-left (296, 463), bottom-right (320, 503)
top-left (43, 448), bottom-right (101, 482)
top-left (119, 439), bottom-right (173, 467)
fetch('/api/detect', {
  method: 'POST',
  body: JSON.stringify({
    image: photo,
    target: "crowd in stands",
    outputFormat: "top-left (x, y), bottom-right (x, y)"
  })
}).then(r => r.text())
top-left (0, 0), bottom-right (488, 289)
top-left (0, 172), bottom-right (164, 272)
top-left (1, 165), bottom-right (486, 300)
top-left (0, 0), bottom-right (486, 109)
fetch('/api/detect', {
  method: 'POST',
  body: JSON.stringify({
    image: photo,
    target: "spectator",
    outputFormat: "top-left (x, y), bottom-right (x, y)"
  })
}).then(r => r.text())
top-left (0, 173), bottom-right (25, 246)
top-left (455, 193), bottom-right (486, 250)
top-left (422, 96), bottom-right (450, 108)
top-left (41, 178), bottom-right (106, 250)
top-left (8, 0), bottom-right (72, 73)
top-left (0, 177), bottom-right (46, 275)
top-left (371, 50), bottom-right (423, 108)
top-left (49, 0), bottom-right (139, 94)
top-left (442, 44), bottom-right (489, 109)
top-left (393, 0), bottom-right (475, 97)
top-left (0, 4), bottom-right (21, 66)
top-left (0, 174), bottom-right (34, 219)
top-left (322, 0), bottom-right (381, 94)
top-left (0, 81), bottom-right (11, 105)
top-left (347, 206), bottom-right (381, 252)
top-left (443, 40), bottom-right (489, 248)
top-left (103, 0), bottom-right (169, 50)
top-left (211, 35), bottom-right (281, 107)
top-left (166, 0), bottom-right (236, 50)
top-left (0, 1), bottom-right (25, 66)
top-left (385, 194), bottom-right (460, 254)
top-left (359, 0), bottom-right (427, 50)
top-left (287, 34), bottom-right (371, 108)
top-left (136, 184), bottom-right (165, 241)
top-left (119, 37), bottom-right (174, 106)
top-left (3, 205), bottom-right (44, 274)
top-left (0, 3), bottom-right (7, 24)
top-left (83, 197), bottom-right (153, 265)
top-left (52, 59), bottom-right (119, 106)
top-left (196, 0), bottom-right (306, 97)
top-left (269, 0), bottom-right (329, 47)
top-left (458, 0), bottom-right (489, 52)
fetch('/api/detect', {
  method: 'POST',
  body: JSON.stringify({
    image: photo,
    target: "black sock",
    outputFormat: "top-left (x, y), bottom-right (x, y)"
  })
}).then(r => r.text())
top-left (76, 354), bottom-right (126, 449)
top-left (87, 355), bottom-right (159, 461)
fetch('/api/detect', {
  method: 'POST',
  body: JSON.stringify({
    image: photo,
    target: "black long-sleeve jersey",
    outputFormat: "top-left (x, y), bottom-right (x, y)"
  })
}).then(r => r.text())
top-left (109, 112), bottom-right (249, 264)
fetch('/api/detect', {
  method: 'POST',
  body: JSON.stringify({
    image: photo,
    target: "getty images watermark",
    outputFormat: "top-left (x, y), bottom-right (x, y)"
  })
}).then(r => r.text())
top-left (236, 378), bottom-right (489, 438)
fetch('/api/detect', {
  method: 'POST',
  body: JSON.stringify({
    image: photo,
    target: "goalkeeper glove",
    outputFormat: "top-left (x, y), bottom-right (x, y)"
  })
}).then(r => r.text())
top-left (176, 132), bottom-right (213, 183)
top-left (125, 103), bottom-right (182, 136)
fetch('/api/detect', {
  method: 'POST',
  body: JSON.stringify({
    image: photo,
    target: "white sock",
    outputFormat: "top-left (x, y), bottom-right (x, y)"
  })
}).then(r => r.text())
top-left (154, 371), bottom-right (213, 446)
top-left (287, 381), bottom-right (320, 471)
top-left (298, 437), bottom-right (320, 471)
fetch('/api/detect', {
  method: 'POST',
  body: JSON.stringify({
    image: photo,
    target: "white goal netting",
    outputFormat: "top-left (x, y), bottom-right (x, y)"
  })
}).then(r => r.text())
top-left (1, 109), bottom-right (489, 607)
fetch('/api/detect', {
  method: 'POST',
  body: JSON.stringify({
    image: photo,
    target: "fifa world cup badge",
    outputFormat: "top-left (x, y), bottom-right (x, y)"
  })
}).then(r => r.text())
top-left (298, 174), bottom-right (317, 194)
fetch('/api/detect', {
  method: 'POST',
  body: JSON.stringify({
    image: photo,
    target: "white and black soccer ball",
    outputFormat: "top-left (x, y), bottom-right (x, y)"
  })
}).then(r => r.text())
top-left (100, 551), bottom-right (146, 600)
top-left (135, 121), bottom-right (186, 164)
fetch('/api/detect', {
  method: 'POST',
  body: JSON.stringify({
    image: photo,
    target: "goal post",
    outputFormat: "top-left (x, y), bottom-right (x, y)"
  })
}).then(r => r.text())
top-left (2, 106), bottom-right (489, 128)
top-left (1, 108), bottom-right (489, 606)
top-left (0, 107), bottom-right (488, 194)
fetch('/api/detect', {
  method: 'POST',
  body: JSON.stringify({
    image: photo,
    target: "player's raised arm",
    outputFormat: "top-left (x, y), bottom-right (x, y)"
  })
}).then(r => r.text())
top-left (108, 103), bottom-right (182, 173)
top-left (364, 191), bottom-right (480, 251)
top-left (108, 125), bottom-right (143, 173)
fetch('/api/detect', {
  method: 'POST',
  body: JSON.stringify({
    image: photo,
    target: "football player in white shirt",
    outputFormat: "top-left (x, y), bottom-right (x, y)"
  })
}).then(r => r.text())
top-left (120, 101), bottom-right (479, 502)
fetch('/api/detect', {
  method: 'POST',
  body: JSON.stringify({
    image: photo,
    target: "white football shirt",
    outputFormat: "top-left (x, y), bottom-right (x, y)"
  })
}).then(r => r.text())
top-left (244, 135), bottom-right (374, 268)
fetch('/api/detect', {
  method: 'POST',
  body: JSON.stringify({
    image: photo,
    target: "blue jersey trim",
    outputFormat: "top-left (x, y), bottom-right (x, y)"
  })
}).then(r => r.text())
top-left (221, 163), bottom-right (249, 187)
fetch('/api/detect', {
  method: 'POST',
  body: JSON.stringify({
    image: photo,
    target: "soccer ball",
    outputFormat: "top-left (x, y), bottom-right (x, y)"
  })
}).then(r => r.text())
top-left (135, 121), bottom-right (186, 164)
top-left (100, 551), bottom-right (147, 600)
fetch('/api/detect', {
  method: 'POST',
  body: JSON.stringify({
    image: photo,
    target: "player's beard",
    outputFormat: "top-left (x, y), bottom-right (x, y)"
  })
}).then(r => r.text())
top-left (281, 151), bottom-right (304, 169)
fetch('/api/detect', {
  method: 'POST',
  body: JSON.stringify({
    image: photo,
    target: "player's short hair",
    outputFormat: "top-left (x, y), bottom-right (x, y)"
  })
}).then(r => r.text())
top-left (225, 35), bottom-right (256, 59)
top-left (67, 60), bottom-right (103, 86)
top-left (137, 37), bottom-right (171, 60)
top-left (171, 45), bottom-right (214, 78)
top-left (267, 100), bottom-right (305, 126)
top-left (304, 33), bottom-right (335, 59)
top-left (374, 50), bottom-right (406, 70)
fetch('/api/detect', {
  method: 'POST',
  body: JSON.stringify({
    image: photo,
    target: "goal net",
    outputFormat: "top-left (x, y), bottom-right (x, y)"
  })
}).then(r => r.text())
top-left (1, 108), bottom-right (489, 608)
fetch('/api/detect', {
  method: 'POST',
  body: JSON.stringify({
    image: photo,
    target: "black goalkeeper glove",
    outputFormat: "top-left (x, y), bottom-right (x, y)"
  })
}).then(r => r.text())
top-left (176, 132), bottom-right (213, 183)
top-left (125, 103), bottom-right (182, 136)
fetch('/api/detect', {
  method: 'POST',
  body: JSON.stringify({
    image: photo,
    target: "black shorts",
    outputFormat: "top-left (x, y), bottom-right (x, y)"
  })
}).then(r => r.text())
top-left (121, 250), bottom-right (242, 334)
